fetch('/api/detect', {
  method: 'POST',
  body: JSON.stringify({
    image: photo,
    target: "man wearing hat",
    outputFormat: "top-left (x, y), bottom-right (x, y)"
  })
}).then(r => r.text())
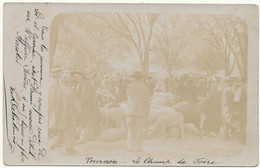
top-left (126, 71), bottom-right (150, 152)
top-left (221, 77), bottom-right (234, 140)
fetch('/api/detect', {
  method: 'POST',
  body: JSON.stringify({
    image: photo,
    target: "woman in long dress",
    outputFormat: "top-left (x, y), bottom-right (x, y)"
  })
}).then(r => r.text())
top-left (51, 71), bottom-right (82, 155)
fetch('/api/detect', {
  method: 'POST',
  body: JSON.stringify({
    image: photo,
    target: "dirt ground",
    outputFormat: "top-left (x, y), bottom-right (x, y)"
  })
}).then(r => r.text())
top-left (77, 135), bottom-right (243, 157)
top-left (49, 133), bottom-right (245, 166)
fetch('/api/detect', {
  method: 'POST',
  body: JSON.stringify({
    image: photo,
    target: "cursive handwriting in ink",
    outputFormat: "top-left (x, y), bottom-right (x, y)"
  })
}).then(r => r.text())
top-left (193, 158), bottom-right (222, 165)
top-left (41, 26), bottom-right (48, 40)
top-left (6, 8), bottom-right (48, 163)
top-left (34, 9), bottom-right (44, 20)
top-left (3, 77), bottom-right (15, 153)
top-left (85, 157), bottom-right (118, 164)
top-left (144, 157), bottom-right (170, 166)
top-left (26, 11), bottom-right (31, 22)
top-left (132, 157), bottom-right (141, 164)
top-left (177, 158), bottom-right (188, 165)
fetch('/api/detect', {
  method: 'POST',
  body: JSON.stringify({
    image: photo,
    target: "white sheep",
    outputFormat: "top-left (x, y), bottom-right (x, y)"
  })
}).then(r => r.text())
top-left (99, 107), bottom-right (126, 130)
top-left (148, 112), bottom-right (184, 140)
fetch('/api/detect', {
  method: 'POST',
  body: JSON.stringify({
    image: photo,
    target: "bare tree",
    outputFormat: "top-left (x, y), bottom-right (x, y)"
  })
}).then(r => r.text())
top-left (199, 16), bottom-right (233, 76)
top-left (153, 15), bottom-right (185, 77)
top-left (199, 15), bottom-right (248, 80)
top-left (91, 13), bottom-right (159, 75)
top-left (224, 17), bottom-right (248, 81)
top-left (53, 14), bottom-right (128, 75)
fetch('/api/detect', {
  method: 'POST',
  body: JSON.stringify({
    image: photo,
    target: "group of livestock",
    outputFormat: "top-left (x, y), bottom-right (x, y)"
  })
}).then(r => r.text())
top-left (49, 69), bottom-right (245, 146)
top-left (97, 92), bottom-right (202, 142)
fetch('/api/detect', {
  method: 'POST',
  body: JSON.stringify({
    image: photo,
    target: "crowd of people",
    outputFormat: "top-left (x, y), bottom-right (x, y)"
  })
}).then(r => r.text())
top-left (162, 73), bottom-right (247, 142)
top-left (48, 67), bottom-right (247, 155)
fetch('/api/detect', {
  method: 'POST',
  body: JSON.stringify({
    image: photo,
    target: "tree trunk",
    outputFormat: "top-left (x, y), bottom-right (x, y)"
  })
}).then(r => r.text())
top-left (142, 42), bottom-right (150, 77)
top-left (49, 14), bottom-right (67, 69)
top-left (143, 59), bottom-right (149, 77)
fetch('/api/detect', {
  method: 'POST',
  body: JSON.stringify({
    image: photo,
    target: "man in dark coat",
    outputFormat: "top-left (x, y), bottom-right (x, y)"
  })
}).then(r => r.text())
top-left (75, 73), bottom-right (99, 143)
top-left (221, 78), bottom-right (234, 140)
top-left (203, 83), bottom-right (222, 135)
top-left (126, 71), bottom-right (150, 152)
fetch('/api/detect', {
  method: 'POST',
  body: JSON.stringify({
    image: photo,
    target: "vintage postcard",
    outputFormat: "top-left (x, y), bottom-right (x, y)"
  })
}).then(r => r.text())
top-left (3, 3), bottom-right (259, 166)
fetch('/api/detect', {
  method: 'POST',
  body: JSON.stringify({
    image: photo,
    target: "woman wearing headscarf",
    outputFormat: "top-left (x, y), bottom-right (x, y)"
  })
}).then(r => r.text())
top-left (50, 70), bottom-right (82, 155)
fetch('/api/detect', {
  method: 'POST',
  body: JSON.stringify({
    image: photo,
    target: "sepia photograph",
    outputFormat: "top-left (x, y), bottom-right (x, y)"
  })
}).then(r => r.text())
top-left (48, 12), bottom-right (248, 160)
top-left (3, 3), bottom-right (258, 166)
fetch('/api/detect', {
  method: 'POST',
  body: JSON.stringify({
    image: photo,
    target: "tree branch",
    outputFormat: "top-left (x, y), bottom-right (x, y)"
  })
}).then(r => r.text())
top-left (90, 13), bottom-right (129, 38)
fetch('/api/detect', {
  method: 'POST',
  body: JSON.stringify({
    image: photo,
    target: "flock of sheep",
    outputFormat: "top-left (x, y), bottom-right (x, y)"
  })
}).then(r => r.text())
top-left (98, 93), bottom-right (202, 142)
